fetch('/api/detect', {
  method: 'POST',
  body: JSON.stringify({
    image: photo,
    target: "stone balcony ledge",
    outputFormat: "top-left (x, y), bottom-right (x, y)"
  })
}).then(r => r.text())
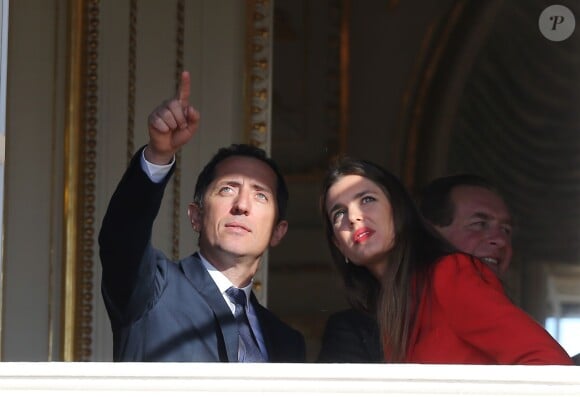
top-left (0, 362), bottom-right (578, 396)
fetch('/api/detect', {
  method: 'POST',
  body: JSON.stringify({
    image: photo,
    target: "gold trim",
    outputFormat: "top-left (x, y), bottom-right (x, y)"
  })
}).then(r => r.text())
top-left (78, 0), bottom-right (100, 362)
top-left (62, 0), bottom-right (86, 361)
top-left (171, 0), bottom-right (185, 261)
top-left (244, 0), bottom-right (272, 150)
top-left (63, 0), bottom-right (99, 361)
top-left (245, 0), bottom-right (273, 303)
top-left (126, 0), bottom-right (137, 162)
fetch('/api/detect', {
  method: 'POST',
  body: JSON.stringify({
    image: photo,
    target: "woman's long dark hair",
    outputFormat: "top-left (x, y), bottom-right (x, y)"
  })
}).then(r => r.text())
top-left (321, 158), bottom-right (455, 361)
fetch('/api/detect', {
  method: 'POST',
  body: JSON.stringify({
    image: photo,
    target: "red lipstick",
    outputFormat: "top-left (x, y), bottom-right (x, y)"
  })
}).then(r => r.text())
top-left (353, 227), bottom-right (374, 243)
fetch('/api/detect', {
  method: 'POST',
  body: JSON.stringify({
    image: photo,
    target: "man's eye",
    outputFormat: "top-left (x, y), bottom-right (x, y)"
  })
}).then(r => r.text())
top-left (502, 225), bottom-right (512, 236)
top-left (470, 221), bottom-right (486, 229)
top-left (219, 186), bottom-right (234, 194)
top-left (361, 196), bottom-right (376, 204)
top-left (256, 192), bottom-right (268, 202)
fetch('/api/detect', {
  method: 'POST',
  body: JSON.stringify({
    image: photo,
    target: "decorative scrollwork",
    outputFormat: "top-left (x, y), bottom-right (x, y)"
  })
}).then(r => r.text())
top-left (245, 0), bottom-right (272, 150)
top-left (126, 0), bottom-right (137, 162)
top-left (78, 0), bottom-right (101, 362)
top-left (172, 0), bottom-right (185, 261)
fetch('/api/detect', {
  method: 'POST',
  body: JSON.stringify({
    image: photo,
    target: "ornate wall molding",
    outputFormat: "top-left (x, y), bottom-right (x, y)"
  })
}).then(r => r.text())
top-left (245, 0), bottom-right (273, 151)
top-left (244, 0), bottom-right (273, 302)
top-left (126, 0), bottom-right (137, 162)
top-left (171, 0), bottom-right (185, 261)
top-left (78, 0), bottom-right (100, 362)
top-left (62, 0), bottom-right (99, 362)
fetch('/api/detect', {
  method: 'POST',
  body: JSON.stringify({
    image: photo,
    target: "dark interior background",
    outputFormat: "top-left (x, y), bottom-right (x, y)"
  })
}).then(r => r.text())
top-left (268, 0), bottom-right (580, 361)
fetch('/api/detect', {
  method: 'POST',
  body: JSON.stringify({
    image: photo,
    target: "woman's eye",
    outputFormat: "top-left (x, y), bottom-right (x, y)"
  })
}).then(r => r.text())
top-left (332, 210), bottom-right (345, 224)
top-left (361, 196), bottom-right (376, 204)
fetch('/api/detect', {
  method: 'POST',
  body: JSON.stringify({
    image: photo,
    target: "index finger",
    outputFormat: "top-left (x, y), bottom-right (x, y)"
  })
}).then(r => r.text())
top-left (177, 70), bottom-right (191, 104)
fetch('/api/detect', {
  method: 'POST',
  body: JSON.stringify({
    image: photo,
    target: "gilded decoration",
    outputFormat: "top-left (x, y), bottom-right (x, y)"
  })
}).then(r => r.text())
top-left (171, 0), bottom-right (185, 261)
top-left (63, 0), bottom-right (99, 362)
top-left (245, 0), bottom-right (272, 151)
top-left (126, 0), bottom-right (137, 162)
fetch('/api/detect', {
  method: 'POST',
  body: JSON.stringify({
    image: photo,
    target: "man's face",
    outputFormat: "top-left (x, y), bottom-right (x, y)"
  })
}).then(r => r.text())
top-left (188, 156), bottom-right (287, 267)
top-left (435, 186), bottom-right (513, 276)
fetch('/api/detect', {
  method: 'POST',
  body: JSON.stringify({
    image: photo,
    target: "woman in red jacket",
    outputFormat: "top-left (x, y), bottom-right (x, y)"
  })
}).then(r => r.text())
top-left (321, 157), bottom-right (572, 364)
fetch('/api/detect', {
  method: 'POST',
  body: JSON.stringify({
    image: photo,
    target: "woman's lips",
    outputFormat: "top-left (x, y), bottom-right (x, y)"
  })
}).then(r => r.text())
top-left (353, 227), bottom-right (374, 243)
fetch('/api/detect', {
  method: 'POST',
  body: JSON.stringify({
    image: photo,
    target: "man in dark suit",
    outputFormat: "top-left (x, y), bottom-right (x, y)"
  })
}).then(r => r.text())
top-left (99, 71), bottom-right (305, 362)
top-left (318, 174), bottom-right (512, 363)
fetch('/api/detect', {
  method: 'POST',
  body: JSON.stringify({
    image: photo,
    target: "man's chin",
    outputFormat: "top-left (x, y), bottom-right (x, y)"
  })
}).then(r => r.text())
top-left (477, 257), bottom-right (503, 276)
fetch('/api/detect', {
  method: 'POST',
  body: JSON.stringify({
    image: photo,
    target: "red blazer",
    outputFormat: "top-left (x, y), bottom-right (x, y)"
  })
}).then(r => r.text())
top-left (402, 253), bottom-right (572, 365)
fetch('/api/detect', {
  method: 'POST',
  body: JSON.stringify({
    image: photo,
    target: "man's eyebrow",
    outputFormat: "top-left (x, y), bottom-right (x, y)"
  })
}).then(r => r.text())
top-left (471, 212), bottom-right (492, 220)
top-left (252, 182), bottom-right (273, 194)
top-left (215, 179), bottom-right (241, 187)
top-left (470, 211), bottom-right (513, 225)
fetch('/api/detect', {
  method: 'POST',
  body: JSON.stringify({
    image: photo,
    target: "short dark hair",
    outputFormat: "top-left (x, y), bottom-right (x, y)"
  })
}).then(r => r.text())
top-left (419, 174), bottom-right (499, 227)
top-left (193, 144), bottom-right (289, 220)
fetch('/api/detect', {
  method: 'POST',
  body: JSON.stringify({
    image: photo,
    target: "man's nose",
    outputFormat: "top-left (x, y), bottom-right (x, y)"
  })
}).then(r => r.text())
top-left (232, 191), bottom-right (251, 215)
top-left (487, 227), bottom-right (507, 247)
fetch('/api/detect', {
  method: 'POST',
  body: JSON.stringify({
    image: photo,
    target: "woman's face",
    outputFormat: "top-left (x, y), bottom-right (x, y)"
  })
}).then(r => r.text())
top-left (325, 174), bottom-right (395, 278)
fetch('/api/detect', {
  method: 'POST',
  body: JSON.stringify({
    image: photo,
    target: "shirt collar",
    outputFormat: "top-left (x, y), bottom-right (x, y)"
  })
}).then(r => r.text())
top-left (198, 252), bottom-right (253, 301)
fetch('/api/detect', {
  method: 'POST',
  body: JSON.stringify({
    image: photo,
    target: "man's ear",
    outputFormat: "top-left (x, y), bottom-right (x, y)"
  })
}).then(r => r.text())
top-left (269, 220), bottom-right (288, 247)
top-left (188, 203), bottom-right (202, 232)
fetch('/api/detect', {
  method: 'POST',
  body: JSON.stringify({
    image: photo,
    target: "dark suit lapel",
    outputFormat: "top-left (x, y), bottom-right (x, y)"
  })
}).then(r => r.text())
top-left (180, 253), bottom-right (238, 362)
top-left (250, 293), bottom-right (275, 361)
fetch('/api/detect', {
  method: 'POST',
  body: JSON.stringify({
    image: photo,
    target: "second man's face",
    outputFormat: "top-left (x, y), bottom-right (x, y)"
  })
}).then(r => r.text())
top-left (189, 156), bottom-right (287, 267)
top-left (436, 186), bottom-right (513, 276)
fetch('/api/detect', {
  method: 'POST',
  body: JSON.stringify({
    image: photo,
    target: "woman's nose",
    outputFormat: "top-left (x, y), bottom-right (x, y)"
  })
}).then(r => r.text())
top-left (348, 207), bottom-right (363, 224)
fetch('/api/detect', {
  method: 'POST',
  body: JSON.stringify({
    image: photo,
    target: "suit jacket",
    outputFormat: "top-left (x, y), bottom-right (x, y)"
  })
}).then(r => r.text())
top-left (317, 308), bottom-right (382, 363)
top-left (403, 253), bottom-right (573, 364)
top-left (99, 148), bottom-right (305, 362)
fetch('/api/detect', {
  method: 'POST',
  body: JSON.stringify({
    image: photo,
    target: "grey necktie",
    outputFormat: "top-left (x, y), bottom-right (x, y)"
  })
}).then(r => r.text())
top-left (225, 287), bottom-right (266, 362)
